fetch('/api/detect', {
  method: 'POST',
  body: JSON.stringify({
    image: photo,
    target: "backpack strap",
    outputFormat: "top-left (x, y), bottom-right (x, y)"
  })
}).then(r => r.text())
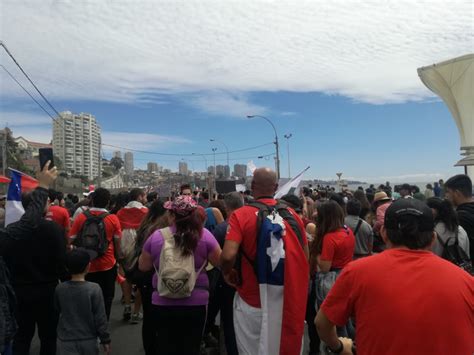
top-left (247, 201), bottom-right (305, 247)
top-left (353, 218), bottom-right (363, 236)
top-left (84, 209), bottom-right (109, 220)
top-left (160, 227), bottom-right (173, 241)
top-left (274, 203), bottom-right (305, 248)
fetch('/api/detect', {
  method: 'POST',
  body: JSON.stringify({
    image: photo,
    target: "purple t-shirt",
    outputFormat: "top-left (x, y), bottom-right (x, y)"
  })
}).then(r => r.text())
top-left (143, 226), bottom-right (219, 306)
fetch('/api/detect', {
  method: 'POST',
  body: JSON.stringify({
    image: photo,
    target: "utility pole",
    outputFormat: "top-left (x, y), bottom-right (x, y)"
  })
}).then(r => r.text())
top-left (284, 133), bottom-right (293, 178)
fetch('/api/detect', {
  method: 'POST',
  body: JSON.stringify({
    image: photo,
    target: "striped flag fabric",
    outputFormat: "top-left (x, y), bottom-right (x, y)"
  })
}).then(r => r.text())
top-left (4, 169), bottom-right (39, 227)
top-left (256, 209), bottom-right (308, 354)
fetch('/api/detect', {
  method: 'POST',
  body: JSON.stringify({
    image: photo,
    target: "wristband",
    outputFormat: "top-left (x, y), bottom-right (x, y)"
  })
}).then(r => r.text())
top-left (326, 339), bottom-right (344, 354)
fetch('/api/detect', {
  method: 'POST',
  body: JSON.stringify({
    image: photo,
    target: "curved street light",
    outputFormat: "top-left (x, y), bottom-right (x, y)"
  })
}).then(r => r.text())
top-left (247, 115), bottom-right (280, 179)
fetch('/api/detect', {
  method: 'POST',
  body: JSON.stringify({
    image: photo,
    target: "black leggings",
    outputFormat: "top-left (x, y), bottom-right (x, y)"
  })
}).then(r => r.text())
top-left (152, 304), bottom-right (206, 355)
top-left (138, 282), bottom-right (156, 355)
top-left (85, 266), bottom-right (117, 320)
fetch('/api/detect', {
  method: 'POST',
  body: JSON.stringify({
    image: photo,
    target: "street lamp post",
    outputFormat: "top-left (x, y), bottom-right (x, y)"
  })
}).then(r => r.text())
top-left (212, 148), bottom-right (217, 178)
top-left (210, 138), bottom-right (230, 179)
top-left (212, 148), bottom-right (217, 196)
top-left (284, 133), bottom-right (293, 178)
top-left (247, 115), bottom-right (281, 179)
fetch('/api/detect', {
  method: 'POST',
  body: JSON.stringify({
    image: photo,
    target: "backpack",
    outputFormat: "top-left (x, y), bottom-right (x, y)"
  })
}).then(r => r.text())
top-left (155, 227), bottom-right (207, 299)
top-left (73, 210), bottom-right (109, 258)
top-left (236, 201), bottom-right (305, 279)
top-left (438, 230), bottom-right (473, 275)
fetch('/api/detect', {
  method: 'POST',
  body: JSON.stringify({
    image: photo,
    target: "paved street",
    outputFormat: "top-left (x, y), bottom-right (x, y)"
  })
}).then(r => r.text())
top-left (31, 284), bottom-right (310, 354)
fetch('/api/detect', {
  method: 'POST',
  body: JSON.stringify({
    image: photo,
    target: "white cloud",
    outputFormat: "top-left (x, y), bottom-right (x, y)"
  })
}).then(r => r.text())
top-left (1, 1), bottom-right (471, 108)
top-left (0, 111), bottom-right (190, 153)
top-left (101, 131), bottom-right (191, 154)
top-left (0, 112), bottom-right (52, 127)
top-left (189, 92), bottom-right (267, 117)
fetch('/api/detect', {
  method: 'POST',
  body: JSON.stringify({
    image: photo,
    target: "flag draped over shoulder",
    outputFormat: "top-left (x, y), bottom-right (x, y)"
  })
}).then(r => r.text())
top-left (256, 210), bottom-right (308, 355)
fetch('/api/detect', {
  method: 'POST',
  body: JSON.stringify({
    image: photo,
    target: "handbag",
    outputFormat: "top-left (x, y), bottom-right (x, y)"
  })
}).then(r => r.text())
top-left (315, 269), bottom-right (341, 307)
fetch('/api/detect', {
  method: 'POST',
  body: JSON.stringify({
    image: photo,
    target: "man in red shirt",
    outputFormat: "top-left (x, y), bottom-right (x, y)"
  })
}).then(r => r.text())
top-left (221, 168), bottom-right (309, 355)
top-left (69, 188), bottom-right (123, 320)
top-left (116, 188), bottom-right (148, 323)
top-left (46, 190), bottom-right (70, 234)
top-left (315, 198), bottom-right (474, 355)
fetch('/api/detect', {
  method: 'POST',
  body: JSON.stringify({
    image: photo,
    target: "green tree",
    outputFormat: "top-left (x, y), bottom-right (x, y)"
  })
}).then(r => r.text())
top-left (5, 130), bottom-right (32, 174)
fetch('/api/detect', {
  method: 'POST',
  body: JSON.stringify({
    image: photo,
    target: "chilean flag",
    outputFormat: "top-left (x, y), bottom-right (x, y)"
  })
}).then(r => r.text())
top-left (5, 169), bottom-right (39, 227)
top-left (116, 201), bottom-right (149, 229)
top-left (256, 211), bottom-right (308, 355)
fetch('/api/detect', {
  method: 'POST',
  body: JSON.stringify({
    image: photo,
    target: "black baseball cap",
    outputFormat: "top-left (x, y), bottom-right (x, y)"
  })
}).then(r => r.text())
top-left (384, 198), bottom-right (434, 232)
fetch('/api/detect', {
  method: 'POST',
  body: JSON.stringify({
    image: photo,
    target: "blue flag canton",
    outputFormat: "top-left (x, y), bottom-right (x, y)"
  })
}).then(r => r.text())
top-left (7, 171), bottom-right (22, 202)
top-left (257, 213), bottom-right (286, 286)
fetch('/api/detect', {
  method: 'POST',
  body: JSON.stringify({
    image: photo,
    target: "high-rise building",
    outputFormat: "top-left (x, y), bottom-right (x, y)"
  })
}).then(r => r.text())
top-left (52, 111), bottom-right (101, 180)
top-left (124, 152), bottom-right (134, 175)
top-left (113, 151), bottom-right (122, 159)
top-left (216, 165), bottom-right (230, 178)
top-left (234, 164), bottom-right (247, 178)
top-left (147, 162), bottom-right (159, 173)
top-left (179, 161), bottom-right (188, 175)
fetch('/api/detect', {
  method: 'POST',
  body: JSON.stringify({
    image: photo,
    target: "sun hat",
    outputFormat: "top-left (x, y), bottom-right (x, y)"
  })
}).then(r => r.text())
top-left (384, 198), bottom-right (434, 232)
top-left (373, 191), bottom-right (391, 203)
top-left (164, 195), bottom-right (197, 216)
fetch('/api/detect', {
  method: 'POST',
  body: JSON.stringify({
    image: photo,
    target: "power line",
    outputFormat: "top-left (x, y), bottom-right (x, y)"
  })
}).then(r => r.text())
top-left (101, 142), bottom-right (273, 157)
top-left (132, 152), bottom-right (275, 163)
top-left (1, 41), bottom-right (272, 159)
top-left (1, 42), bottom-right (63, 119)
top-left (1, 65), bottom-right (57, 123)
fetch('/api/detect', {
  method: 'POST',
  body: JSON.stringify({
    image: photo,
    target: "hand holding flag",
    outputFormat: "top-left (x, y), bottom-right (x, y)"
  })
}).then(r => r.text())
top-left (5, 161), bottom-right (58, 226)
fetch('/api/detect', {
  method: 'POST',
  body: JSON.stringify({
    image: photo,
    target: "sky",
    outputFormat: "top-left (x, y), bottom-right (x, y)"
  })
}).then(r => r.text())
top-left (0, 1), bottom-right (472, 183)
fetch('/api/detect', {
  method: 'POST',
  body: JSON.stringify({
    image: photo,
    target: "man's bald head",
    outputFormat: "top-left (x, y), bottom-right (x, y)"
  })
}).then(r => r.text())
top-left (252, 167), bottom-right (278, 198)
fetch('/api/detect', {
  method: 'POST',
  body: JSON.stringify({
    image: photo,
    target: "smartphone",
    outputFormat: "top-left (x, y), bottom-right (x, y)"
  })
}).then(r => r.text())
top-left (38, 148), bottom-right (55, 170)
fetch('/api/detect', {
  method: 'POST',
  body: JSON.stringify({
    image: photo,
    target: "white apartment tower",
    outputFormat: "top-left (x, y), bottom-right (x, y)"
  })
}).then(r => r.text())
top-left (52, 111), bottom-right (101, 180)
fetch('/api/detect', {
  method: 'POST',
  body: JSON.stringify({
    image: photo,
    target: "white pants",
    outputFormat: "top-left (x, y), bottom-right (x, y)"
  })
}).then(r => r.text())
top-left (233, 293), bottom-right (262, 355)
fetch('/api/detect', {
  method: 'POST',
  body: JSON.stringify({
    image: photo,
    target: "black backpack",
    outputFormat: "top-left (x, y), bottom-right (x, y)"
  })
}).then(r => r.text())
top-left (236, 201), bottom-right (305, 280)
top-left (438, 231), bottom-right (473, 275)
top-left (73, 210), bottom-right (109, 258)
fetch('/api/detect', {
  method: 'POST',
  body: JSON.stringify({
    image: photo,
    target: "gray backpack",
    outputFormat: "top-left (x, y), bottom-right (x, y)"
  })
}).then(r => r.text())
top-left (155, 227), bottom-right (206, 299)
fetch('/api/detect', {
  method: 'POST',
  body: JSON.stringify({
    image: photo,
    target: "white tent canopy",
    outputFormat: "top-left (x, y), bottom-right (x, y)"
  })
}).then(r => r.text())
top-left (418, 54), bottom-right (474, 177)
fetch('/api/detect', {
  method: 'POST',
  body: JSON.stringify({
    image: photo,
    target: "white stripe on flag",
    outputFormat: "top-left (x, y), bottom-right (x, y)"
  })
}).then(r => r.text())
top-left (258, 284), bottom-right (284, 355)
top-left (5, 200), bottom-right (25, 227)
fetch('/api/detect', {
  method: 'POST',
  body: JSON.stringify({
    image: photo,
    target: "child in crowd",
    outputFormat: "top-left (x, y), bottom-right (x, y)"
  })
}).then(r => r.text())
top-left (55, 249), bottom-right (111, 355)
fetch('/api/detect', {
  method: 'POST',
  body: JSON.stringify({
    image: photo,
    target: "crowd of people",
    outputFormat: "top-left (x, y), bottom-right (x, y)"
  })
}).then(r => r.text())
top-left (0, 163), bottom-right (473, 355)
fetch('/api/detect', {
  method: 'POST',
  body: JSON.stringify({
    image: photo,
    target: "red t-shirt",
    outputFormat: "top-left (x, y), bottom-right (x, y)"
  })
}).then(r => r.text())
top-left (69, 208), bottom-right (122, 273)
top-left (321, 249), bottom-right (474, 355)
top-left (226, 198), bottom-right (308, 308)
top-left (46, 205), bottom-right (70, 231)
top-left (320, 227), bottom-right (355, 269)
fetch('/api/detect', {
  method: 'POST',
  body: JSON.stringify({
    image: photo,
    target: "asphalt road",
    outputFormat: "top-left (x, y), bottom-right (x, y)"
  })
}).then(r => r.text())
top-left (30, 284), bottom-right (310, 354)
